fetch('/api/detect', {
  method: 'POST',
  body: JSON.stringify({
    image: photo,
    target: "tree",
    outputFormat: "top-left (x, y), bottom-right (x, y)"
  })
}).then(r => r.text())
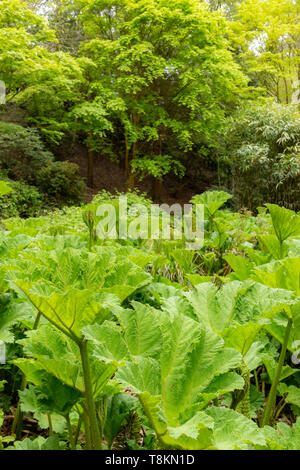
top-left (75, 0), bottom-right (247, 198)
top-left (220, 103), bottom-right (300, 211)
top-left (229, 0), bottom-right (300, 104)
top-left (0, 0), bottom-right (56, 99)
top-left (0, 0), bottom-right (83, 144)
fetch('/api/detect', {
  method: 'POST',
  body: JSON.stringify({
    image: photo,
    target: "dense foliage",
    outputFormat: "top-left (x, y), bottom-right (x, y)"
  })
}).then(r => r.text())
top-left (221, 104), bottom-right (300, 211)
top-left (0, 0), bottom-right (299, 453)
top-left (0, 0), bottom-right (299, 205)
top-left (0, 190), bottom-right (299, 450)
top-left (0, 122), bottom-right (85, 208)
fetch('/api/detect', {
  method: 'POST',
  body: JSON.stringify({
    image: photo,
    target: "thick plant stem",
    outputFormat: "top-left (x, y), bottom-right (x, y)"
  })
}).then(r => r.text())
top-left (261, 317), bottom-right (293, 427)
top-left (66, 414), bottom-right (75, 450)
top-left (11, 373), bottom-right (26, 438)
top-left (79, 340), bottom-right (102, 450)
top-left (208, 216), bottom-right (213, 233)
top-left (74, 414), bottom-right (82, 448)
top-left (82, 409), bottom-right (92, 450)
top-left (48, 414), bottom-right (53, 436)
top-left (11, 312), bottom-right (42, 438)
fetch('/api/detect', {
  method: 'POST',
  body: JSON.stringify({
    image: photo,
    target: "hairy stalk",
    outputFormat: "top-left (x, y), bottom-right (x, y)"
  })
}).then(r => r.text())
top-left (79, 340), bottom-right (102, 450)
top-left (97, 398), bottom-right (107, 444)
top-left (11, 312), bottom-right (42, 438)
top-left (261, 317), bottom-right (293, 427)
top-left (73, 414), bottom-right (82, 448)
top-left (66, 413), bottom-right (75, 450)
top-left (274, 397), bottom-right (287, 421)
top-left (82, 408), bottom-right (92, 450)
top-left (254, 369), bottom-right (260, 392)
top-left (138, 394), bottom-right (167, 450)
top-left (48, 414), bottom-right (53, 436)
top-left (236, 362), bottom-right (251, 419)
top-left (11, 373), bottom-right (26, 438)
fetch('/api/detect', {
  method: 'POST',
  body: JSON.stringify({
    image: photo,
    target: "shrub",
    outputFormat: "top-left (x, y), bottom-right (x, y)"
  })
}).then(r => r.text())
top-left (221, 103), bottom-right (300, 211)
top-left (92, 189), bottom-right (152, 209)
top-left (36, 160), bottom-right (86, 206)
top-left (0, 179), bottom-right (44, 218)
top-left (0, 122), bottom-right (54, 183)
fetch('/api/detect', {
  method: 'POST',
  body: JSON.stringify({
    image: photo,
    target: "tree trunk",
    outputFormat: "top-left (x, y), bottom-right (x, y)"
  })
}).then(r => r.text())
top-left (87, 147), bottom-right (94, 188)
top-left (283, 77), bottom-right (289, 104)
top-left (125, 133), bottom-right (130, 179)
top-left (127, 172), bottom-right (135, 190)
top-left (152, 177), bottom-right (162, 202)
top-left (127, 140), bottom-right (137, 190)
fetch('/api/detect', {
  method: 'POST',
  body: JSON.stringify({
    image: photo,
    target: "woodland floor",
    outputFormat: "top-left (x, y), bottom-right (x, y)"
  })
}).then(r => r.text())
top-left (57, 140), bottom-right (215, 205)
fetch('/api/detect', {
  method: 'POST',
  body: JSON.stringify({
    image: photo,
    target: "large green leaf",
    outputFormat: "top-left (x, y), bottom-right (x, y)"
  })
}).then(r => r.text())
top-left (260, 418), bottom-right (300, 450)
top-left (265, 204), bottom-right (300, 244)
top-left (182, 281), bottom-right (293, 356)
top-left (19, 377), bottom-right (81, 417)
top-left (277, 383), bottom-right (300, 409)
top-left (13, 281), bottom-right (118, 341)
top-left (205, 406), bottom-right (266, 449)
top-left (0, 294), bottom-right (34, 343)
top-left (191, 191), bottom-right (232, 218)
top-left (103, 393), bottom-right (137, 449)
top-left (7, 247), bottom-right (151, 303)
top-left (258, 234), bottom-right (289, 260)
top-left (252, 258), bottom-right (300, 340)
top-left (6, 436), bottom-right (65, 451)
top-left (86, 303), bottom-right (244, 449)
top-left (15, 325), bottom-right (118, 398)
top-left (224, 254), bottom-right (254, 281)
top-left (252, 257), bottom-right (300, 295)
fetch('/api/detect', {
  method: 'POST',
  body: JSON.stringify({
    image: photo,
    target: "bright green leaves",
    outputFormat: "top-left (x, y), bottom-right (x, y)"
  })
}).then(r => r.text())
top-left (19, 378), bottom-right (81, 419)
top-left (183, 281), bottom-right (293, 356)
top-left (157, 314), bottom-right (242, 419)
top-left (205, 407), bottom-right (266, 450)
top-left (70, 101), bottom-right (113, 147)
top-left (252, 258), bottom-right (300, 341)
top-left (6, 243), bottom-right (153, 450)
top-left (231, 0), bottom-right (300, 105)
top-left (252, 257), bottom-right (300, 295)
top-left (14, 282), bottom-right (116, 341)
top-left (8, 246), bottom-right (151, 341)
top-left (261, 418), bottom-right (300, 450)
top-left (83, 301), bottom-right (244, 449)
top-left (131, 156), bottom-right (185, 182)
top-left (15, 325), bottom-right (84, 391)
top-left (0, 181), bottom-right (12, 198)
top-left (118, 302), bottom-right (162, 359)
top-left (6, 435), bottom-right (65, 451)
top-left (0, 294), bottom-right (34, 343)
top-left (78, 0), bottom-right (247, 183)
top-left (8, 246), bottom-right (151, 297)
top-left (224, 254), bottom-right (254, 281)
top-left (277, 384), bottom-right (300, 409)
top-left (191, 191), bottom-right (232, 219)
top-left (15, 324), bottom-right (119, 401)
top-left (266, 204), bottom-right (300, 247)
top-left (0, 0), bottom-right (57, 97)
